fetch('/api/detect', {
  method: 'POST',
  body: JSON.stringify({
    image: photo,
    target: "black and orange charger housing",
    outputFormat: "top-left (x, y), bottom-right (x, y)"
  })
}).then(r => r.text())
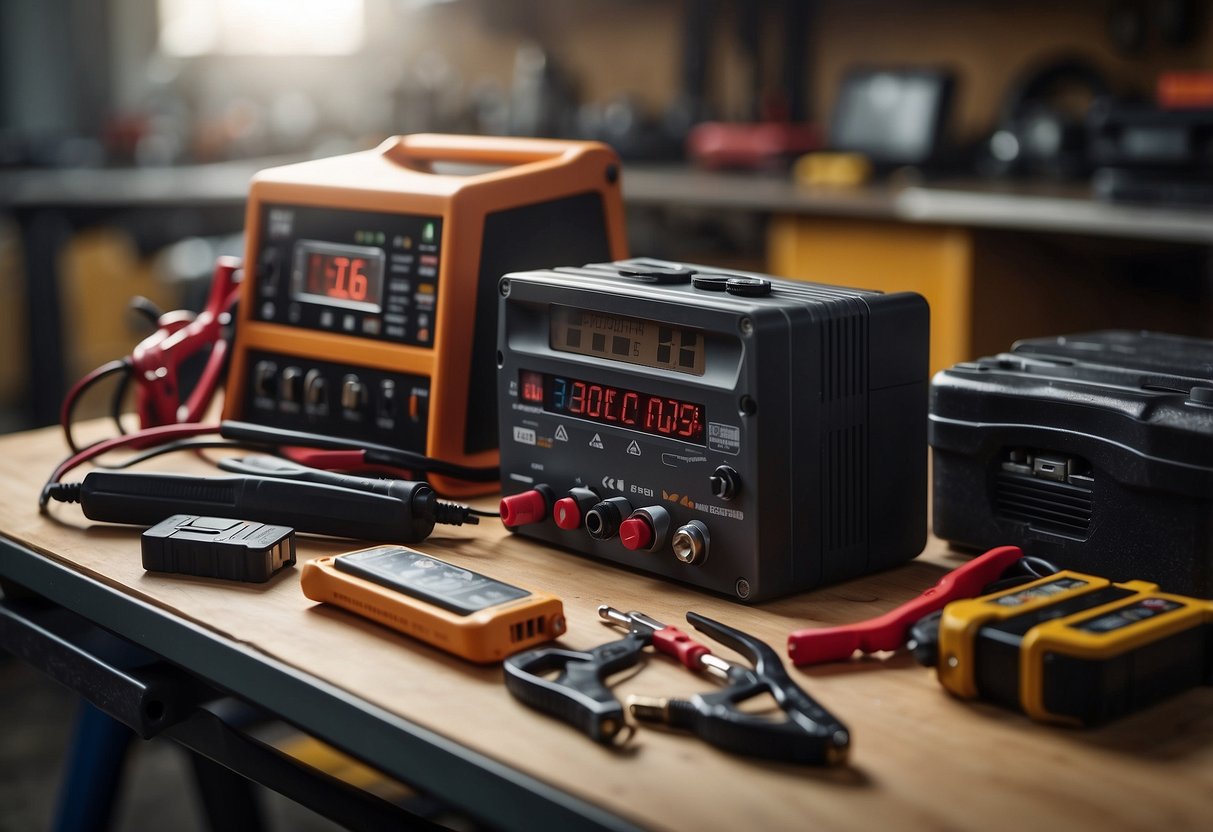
top-left (224, 134), bottom-right (628, 495)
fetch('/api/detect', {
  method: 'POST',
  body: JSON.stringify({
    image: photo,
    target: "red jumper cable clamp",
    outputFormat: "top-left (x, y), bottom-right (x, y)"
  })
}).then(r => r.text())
top-left (129, 256), bottom-right (240, 427)
top-left (787, 545), bottom-right (1028, 666)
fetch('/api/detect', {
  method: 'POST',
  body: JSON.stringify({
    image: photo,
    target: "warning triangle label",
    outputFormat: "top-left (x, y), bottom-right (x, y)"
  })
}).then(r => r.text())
top-left (626, 440), bottom-right (641, 456)
top-left (554, 425), bottom-right (569, 442)
top-left (589, 433), bottom-right (604, 449)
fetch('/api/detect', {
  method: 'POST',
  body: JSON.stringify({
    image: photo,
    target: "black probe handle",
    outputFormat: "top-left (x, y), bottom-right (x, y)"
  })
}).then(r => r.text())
top-left (76, 471), bottom-right (436, 542)
top-left (503, 635), bottom-right (648, 744)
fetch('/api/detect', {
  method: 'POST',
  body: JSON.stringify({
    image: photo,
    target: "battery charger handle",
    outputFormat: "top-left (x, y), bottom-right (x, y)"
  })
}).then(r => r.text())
top-left (381, 133), bottom-right (603, 171)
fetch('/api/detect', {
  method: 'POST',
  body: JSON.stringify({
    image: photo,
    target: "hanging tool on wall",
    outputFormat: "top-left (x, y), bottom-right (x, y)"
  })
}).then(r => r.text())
top-left (503, 606), bottom-right (850, 765)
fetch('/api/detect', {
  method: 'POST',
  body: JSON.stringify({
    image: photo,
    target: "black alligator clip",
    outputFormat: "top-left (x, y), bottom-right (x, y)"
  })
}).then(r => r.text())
top-left (502, 621), bottom-right (650, 746)
top-left (504, 606), bottom-right (851, 765)
top-left (625, 611), bottom-right (851, 766)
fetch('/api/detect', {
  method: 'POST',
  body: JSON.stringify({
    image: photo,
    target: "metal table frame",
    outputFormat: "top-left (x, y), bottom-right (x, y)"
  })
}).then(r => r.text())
top-left (0, 532), bottom-right (640, 832)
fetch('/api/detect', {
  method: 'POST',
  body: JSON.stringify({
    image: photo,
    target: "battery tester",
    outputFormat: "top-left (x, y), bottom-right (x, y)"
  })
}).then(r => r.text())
top-left (911, 569), bottom-right (1213, 726)
top-left (224, 134), bottom-right (627, 496)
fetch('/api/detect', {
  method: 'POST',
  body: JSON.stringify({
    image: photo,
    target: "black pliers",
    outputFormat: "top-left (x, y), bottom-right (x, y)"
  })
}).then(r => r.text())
top-left (503, 607), bottom-right (850, 765)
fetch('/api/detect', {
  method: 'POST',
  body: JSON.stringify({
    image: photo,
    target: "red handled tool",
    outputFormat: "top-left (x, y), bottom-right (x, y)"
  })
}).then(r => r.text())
top-left (787, 545), bottom-right (1026, 666)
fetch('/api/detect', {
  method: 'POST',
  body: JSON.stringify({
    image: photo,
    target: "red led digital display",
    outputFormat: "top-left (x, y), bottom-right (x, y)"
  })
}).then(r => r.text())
top-left (305, 254), bottom-right (372, 301)
top-left (292, 240), bottom-right (384, 311)
top-left (520, 370), bottom-right (705, 445)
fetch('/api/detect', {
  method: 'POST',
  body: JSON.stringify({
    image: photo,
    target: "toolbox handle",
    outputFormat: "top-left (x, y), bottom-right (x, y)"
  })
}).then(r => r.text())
top-left (382, 133), bottom-right (599, 170)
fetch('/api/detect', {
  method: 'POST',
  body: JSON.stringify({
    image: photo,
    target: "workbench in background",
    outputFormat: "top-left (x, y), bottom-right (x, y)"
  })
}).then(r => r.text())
top-left (4, 163), bottom-right (1213, 428)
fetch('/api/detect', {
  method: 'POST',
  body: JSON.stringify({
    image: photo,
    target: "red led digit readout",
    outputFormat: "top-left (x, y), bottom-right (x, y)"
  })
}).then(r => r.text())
top-left (537, 373), bottom-right (705, 444)
top-left (520, 371), bottom-right (544, 403)
top-left (308, 253), bottom-right (371, 302)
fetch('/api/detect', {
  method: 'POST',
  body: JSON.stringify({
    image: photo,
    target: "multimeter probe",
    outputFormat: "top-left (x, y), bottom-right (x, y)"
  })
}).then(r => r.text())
top-left (43, 468), bottom-right (474, 544)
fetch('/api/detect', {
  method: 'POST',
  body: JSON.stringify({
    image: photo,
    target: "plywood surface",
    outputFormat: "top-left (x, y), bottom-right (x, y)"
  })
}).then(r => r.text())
top-left (2, 425), bottom-right (1210, 831)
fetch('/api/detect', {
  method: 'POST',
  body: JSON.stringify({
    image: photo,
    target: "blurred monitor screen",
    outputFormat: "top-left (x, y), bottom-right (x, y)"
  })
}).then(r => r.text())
top-left (830, 69), bottom-right (954, 166)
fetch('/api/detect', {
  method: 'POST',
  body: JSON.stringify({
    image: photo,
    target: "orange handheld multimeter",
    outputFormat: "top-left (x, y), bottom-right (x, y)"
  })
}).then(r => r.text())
top-left (300, 545), bottom-right (566, 663)
top-left (224, 134), bottom-right (628, 496)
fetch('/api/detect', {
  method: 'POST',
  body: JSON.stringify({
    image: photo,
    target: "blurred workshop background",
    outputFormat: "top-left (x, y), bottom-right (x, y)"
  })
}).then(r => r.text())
top-left (2, 0), bottom-right (1213, 434)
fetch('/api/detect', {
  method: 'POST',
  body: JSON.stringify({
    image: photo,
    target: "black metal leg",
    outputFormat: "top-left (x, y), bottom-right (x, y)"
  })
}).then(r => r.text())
top-left (189, 750), bottom-right (266, 832)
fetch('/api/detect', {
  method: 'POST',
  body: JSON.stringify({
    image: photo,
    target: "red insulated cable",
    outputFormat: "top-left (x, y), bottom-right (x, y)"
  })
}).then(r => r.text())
top-left (41, 422), bottom-right (220, 508)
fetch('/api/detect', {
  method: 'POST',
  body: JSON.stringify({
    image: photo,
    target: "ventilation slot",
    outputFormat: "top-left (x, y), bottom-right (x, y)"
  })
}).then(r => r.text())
top-left (822, 424), bottom-right (866, 552)
top-left (820, 313), bottom-right (866, 403)
top-left (994, 473), bottom-right (1093, 538)
top-left (510, 617), bottom-right (544, 643)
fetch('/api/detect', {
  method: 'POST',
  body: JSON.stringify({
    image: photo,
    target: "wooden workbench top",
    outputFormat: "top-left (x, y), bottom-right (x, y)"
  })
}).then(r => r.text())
top-left (2, 423), bottom-right (1210, 831)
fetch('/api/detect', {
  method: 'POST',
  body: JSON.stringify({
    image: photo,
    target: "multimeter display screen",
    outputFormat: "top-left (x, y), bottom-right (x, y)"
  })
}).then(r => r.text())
top-left (334, 547), bottom-right (530, 616)
top-left (521, 370), bottom-right (706, 444)
top-left (292, 240), bottom-right (385, 311)
top-left (550, 306), bottom-right (705, 376)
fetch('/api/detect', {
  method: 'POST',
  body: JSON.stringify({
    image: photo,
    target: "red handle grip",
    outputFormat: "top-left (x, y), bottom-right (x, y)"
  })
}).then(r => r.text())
top-left (652, 626), bottom-right (711, 670)
top-left (787, 546), bottom-right (1025, 666)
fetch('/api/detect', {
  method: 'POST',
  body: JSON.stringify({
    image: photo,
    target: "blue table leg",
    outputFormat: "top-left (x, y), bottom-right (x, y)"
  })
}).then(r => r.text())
top-left (52, 700), bottom-right (134, 832)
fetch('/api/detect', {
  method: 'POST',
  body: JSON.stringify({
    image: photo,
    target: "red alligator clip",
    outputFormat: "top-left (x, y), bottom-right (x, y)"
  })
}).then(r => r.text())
top-left (787, 545), bottom-right (1025, 667)
top-left (130, 256), bottom-right (241, 427)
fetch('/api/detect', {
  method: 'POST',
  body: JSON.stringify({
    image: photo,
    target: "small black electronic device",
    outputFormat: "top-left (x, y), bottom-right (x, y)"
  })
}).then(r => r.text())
top-left (931, 330), bottom-right (1213, 597)
top-left (141, 514), bottom-right (296, 583)
top-left (1088, 100), bottom-right (1213, 205)
top-left (496, 258), bottom-right (930, 602)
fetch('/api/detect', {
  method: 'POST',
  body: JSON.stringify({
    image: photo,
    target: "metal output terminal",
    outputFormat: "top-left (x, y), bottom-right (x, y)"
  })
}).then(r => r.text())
top-left (671, 520), bottom-right (710, 564)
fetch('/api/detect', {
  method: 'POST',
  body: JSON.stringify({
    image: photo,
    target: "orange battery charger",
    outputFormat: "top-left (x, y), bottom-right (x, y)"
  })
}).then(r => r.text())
top-left (224, 134), bottom-right (628, 495)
